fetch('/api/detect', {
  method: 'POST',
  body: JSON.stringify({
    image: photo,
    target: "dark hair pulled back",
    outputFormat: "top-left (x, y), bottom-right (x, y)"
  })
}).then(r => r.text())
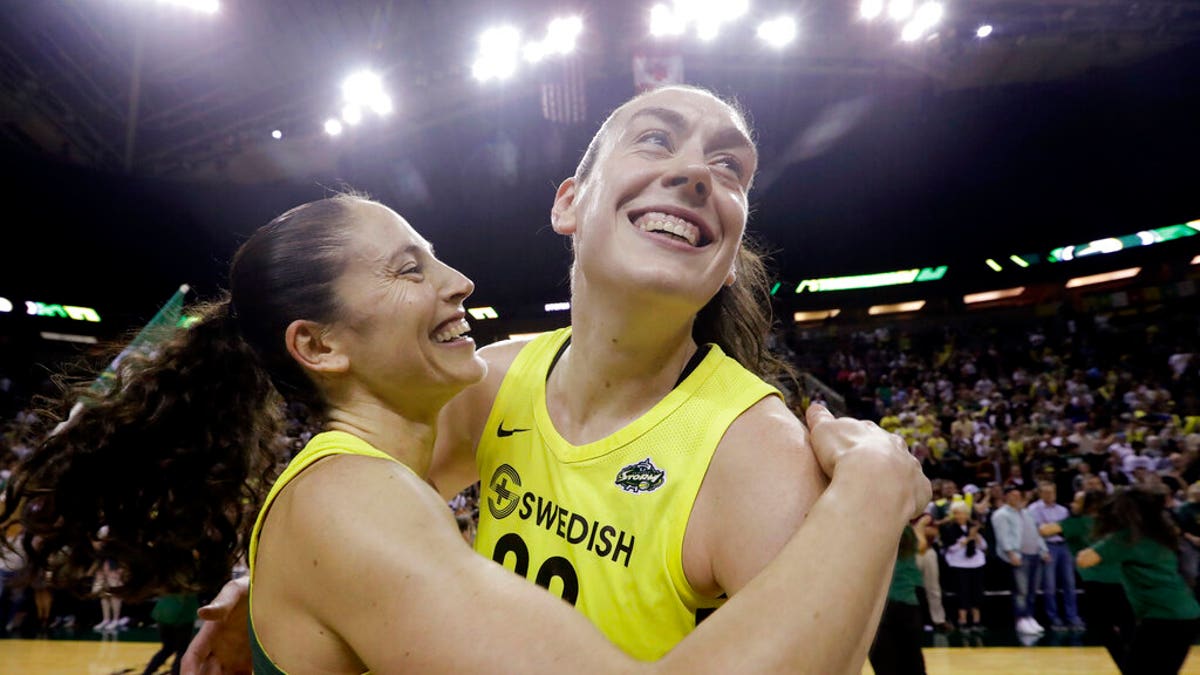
top-left (1, 194), bottom-right (365, 600)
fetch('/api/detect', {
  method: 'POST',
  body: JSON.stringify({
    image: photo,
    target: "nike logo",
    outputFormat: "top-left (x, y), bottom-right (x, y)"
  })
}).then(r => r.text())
top-left (497, 421), bottom-right (530, 437)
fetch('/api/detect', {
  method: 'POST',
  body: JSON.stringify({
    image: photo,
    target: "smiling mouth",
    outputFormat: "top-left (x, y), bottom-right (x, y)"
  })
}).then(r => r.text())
top-left (628, 210), bottom-right (711, 247)
top-left (432, 318), bottom-right (472, 344)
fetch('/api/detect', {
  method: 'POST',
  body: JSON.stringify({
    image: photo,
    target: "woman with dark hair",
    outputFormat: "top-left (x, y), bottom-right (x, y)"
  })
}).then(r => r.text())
top-left (1078, 486), bottom-right (1200, 674)
top-left (1041, 489), bottom-right (1134, 665)
top-left (187, 84), bottom-right (908, 670)
top-left (3, 195), bottom-right (929, 673)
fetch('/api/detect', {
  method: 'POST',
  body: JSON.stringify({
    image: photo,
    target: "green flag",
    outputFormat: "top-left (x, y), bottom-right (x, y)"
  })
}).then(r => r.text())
top-left (90, 284), bottom-right (192, 395)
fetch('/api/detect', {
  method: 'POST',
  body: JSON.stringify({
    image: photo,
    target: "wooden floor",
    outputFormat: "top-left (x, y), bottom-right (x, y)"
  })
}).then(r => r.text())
top-left (2, 640), bottom-right (1200, 674)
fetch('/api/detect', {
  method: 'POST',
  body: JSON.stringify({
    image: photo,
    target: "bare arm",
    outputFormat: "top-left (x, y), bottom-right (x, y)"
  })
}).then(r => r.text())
top-left (427, 339), bottom-right (527, 499)
top-left (1076, 548), bottom-right (1101, 568)
top-left (685, 396), bottom-right (827, 598)
top-left (261, 405), bottom-right (929, 674)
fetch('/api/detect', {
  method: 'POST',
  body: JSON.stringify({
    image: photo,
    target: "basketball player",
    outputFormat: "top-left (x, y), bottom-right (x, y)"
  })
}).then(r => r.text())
top-left (184, 85), bottom-right (915, 669)
top-left (6, 195), bottom-right (928, 673)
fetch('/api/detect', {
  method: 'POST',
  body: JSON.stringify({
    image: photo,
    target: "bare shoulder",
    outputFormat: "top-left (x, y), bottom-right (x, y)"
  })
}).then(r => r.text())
top-left (686, 395), bottom-right (828, 597)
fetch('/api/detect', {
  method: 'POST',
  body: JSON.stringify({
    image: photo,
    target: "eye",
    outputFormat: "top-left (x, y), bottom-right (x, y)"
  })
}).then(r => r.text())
top-left (714, 155), bottom-right (745, 179)
top-left (396, 263), bottom-right (423, 277)
top-left (636, 130), bottom-right (672, 149)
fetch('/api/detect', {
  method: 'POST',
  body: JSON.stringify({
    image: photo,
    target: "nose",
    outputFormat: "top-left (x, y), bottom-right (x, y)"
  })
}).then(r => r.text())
top-left (662, 164), bottom-right (710, 202)
top-left (442, 264), bottom-right (474, 304)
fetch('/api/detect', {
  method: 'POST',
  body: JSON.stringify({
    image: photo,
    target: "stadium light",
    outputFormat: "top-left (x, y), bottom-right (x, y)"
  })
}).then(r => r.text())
top-left (544, 16), bottom-right (583, 55)
top-left (757, 17), bottom-right (797, 48)
top-left (963, 287), bottom-right (1025, 305)
top-left (650, 4), bottom-right (687, 37)
top-left (901, 1), bottom-right (943, 42)
top-left (889, 0), bottom-right (915, 22)
top-left (271, 129), bottom-right (282, 140)
top-left (544, 302), bottom-right (571, 312)
top-left (324, 119), bottom-right (343, 136)
top-left (976, 24), bottom-right (993, 38)
top-left (985, 259), bottom-right (1003, 272)
top-left (41, 332), bottom-right (99, 345)
top-left (794, 310), bottom-right (840, 323)
top-left (860, 0), bottom-right (884, 20)
top-left (473, 25), bottom-right (522, 82)
top-left (1192, 255), bottom-right (1200, 265)
top-left (1064, 267), bottom-right (1141, 289)
top-left (154, 0), bottom-right (219, 14)
top-left (341, 71), bottom-right (392, 118)
top-left (0, 297), bottom-right (11, 313)
top-left (1008, 254), bottom-right (1030, 268)
top-left (868, 300), bottom-right (926, 316)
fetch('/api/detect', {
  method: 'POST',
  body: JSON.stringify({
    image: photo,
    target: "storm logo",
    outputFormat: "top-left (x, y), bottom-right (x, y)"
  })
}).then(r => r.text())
top-left (487, 463), bottom-right (522, 519)
top-left (614, 458), bottom-right (666, 494)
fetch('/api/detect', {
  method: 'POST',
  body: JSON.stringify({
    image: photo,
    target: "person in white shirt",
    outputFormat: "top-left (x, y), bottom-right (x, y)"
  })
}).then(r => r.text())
top-left (1029, 482), bottom-right (1085, 631)
top-left (991, 485), bottom-right (1051, 635)
top-left (940, 501), bottom-right (987, 632)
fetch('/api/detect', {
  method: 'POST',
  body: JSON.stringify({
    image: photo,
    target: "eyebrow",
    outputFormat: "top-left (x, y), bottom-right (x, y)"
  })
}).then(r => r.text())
top-left (385, 243), bottom-right (433, 267)
top-left (628, 106), bottom-right (757, 160)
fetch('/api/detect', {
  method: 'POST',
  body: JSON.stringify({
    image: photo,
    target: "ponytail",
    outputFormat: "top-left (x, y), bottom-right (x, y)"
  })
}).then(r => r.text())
top-left (1, 297), bottom-right (287, 600)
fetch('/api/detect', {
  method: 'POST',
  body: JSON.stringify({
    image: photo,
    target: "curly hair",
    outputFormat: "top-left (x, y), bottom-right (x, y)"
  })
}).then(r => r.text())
top-left (1, 194), bottom-right (365, 600)
top-left (1093, 485), bottom-right (1178, 550)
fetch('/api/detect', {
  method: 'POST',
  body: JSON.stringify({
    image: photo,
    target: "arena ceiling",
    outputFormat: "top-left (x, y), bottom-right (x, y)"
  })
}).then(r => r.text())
top-left (0, 0), bottom-right (1198, 318)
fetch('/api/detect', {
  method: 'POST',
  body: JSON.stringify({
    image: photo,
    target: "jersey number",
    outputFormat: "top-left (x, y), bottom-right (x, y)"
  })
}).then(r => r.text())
top-left (492, 533), bottom-right (579, 605)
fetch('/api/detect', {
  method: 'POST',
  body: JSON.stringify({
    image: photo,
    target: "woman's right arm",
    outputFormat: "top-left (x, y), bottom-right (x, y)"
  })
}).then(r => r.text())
top-left (301, 405), bottom-right (928, 674)
top-left (188, 405), bottom-right (928, 674)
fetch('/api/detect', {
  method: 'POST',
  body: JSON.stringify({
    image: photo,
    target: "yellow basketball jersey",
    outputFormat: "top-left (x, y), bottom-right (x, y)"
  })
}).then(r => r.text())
top-left (249, 431), bottom-right (399, 675)
top-left (474, 328), bottom-right (780, 659)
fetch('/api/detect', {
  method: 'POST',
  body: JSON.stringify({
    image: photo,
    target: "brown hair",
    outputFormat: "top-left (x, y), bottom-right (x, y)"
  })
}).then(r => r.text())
top-left (1, 194), bottom-right (369, 600)
top-left (573, 85), bottom-right (794, 384)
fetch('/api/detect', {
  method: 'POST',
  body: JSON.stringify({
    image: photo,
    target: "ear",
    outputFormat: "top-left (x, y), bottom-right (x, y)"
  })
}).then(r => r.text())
top-left (550, 177), bottom-right (579, 235)
top-left (285, 319), bottom-right (350, 376)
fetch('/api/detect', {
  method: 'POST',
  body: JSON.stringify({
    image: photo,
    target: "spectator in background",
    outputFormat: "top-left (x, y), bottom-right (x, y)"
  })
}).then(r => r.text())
top-left (941, 501), bottom-right (987, 632)
top-left (919, 481), bottom-right (954, 632)
top-left (142, 592), bottom-right (199, 675)
top-left (1175, 482), bottom-right (1200, 595)
top-left (992, 485), bottom-right (1050, 635)
top-left (1046, 490), bottom-right (1134, 667)
top-left (869, 518), bottom-right (928, 675)
top-left (1030, 481), bottom-right (1085, 631)
top-left (1079, 487), bottom-right (1200, 675)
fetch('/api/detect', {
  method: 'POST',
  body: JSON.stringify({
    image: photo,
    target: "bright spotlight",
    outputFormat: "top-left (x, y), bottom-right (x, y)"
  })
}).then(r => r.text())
top-left (271, 129), bottom-right (282, 140)
top-left (342, 104), bottom-right (363, 125)
top-left (473, 25), bottom-right (521, 82)
top-left (324, 119), bottom-right (343, 136)
top-left (889, 0), bottom-right (914, 21)
top-left (371, 94), bottom-right (393, 116)
top-left (860, 0), bottom-right (884, 20)
top-left (901, 1), bottom-right (943, 41)
top-left (157, 0), bottom-right (219, 13)
top-left (544, 16), bottom-right (583, 55)
top-left (976, 24), bottom-right (993, 38)
top-left (342, 71), bottom-right (383, 106)
top-left (757, 17), bottom-right (796, 48)
top-left (650, 4), bottom-right (686, 37)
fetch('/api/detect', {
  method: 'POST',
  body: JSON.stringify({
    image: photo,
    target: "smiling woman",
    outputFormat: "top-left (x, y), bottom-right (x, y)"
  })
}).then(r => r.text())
top-left (1, 187), bottom-right (929, 674)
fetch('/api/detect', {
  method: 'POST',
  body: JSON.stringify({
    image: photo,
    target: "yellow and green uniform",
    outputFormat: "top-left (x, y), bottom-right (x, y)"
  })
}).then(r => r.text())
top-left (887, 528), bottom-right (922, 606)
top-left (248, 431), bottom-right (394, 675)
top-left (1092, 531), bottom-right (1200, 621)
top-left (474, 328), bottom-right (779, 659)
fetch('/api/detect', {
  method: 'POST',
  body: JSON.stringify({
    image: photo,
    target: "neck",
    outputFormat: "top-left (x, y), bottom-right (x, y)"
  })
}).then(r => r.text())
top-left (551, 280), bottom-right (701, 442)
top-left (322, 391), bottom-right (442, 477)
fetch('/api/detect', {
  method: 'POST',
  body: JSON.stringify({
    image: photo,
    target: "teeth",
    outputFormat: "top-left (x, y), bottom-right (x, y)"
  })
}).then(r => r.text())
top-left (433, 318), bottom-right (471, 343)
top-left (633, 211), bottom-right (700, 246)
